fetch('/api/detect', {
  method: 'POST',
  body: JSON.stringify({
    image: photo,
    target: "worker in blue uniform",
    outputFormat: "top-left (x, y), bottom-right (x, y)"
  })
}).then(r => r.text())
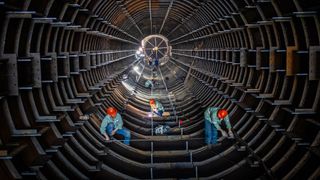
top-left (100, 107), bottom-right (131, 145)
top-left (150, 99), bottom-right (164, 116)
top-left (204, 107), bottom-right (234, 144)
top-left (145, 79), bottom-right (154, 88)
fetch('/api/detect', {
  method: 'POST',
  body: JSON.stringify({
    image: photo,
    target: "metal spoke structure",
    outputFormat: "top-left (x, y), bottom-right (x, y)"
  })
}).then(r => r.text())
top-left (141, 34), bottom-right (171, 66)
top-left (0, 0), bottom-right (319, 179)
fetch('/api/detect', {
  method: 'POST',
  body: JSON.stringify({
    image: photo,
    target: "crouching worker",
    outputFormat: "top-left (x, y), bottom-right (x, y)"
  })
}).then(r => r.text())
top-left (145, 79), bottom-right (154, 88)
top-left (100, 107), bottom-right (131, 145)
top-left (150, 99), bottom-right (164, 116)
top-left (204, 107), bottom-right (234, 145)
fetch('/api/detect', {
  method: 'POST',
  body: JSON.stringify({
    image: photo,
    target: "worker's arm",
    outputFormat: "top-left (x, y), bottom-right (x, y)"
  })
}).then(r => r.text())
top-left (211, 112), bottom-right (227, 137)
top-left (224, 116), bottom-right (234, 138)
top-left (212, 119), bottom-right (221, 130)
top-left (157, 101), bottom-right (164, 112)
top-left (151, 106), bottom-right (158, 113)
top-left (224, 115), bottom-right (232, 129)
top-left (213, 122), bottom-right (227, 137)
top-left (112, 114), bottom-right (123, 135)
top-left (103, 132), bottom-right (110, 141)
top-left (100, 117), bottom-right (110, 140)
top-left (111, 129), bottom-right (118, 136)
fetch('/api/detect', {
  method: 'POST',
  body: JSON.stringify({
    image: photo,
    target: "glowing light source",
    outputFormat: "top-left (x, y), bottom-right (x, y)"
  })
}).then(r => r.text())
top-left (122, 74), bottom-right (128, 79)
top-left (121, 81), bottom-right (135, 92)
top-left (133, 66), bottom-right (140, 74)
top-left (136, 50), bottom-right (141, 55)
top-left (139, 47), bottom-right (143, 52)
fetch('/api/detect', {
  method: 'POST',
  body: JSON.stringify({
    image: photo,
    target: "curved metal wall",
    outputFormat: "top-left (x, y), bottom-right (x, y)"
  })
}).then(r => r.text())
top-left (0, 0), bottom-right (319, 179)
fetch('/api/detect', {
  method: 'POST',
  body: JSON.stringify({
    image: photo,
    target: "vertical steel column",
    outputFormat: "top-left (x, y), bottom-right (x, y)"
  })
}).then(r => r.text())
top-left (150, 141), bottom-right (154, 179)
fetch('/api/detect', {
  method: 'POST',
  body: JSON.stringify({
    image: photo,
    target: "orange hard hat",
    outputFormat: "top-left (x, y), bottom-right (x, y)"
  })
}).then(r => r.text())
top-left (217, 109), bottom-right (228, 119)
top-left (150, 99), bottom-right (155, 105)
top-left (106, 107), bottom-right (117, 118)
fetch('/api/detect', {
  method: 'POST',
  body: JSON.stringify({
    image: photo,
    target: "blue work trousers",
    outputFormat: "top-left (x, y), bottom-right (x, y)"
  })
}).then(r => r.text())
top-left (106, 123), bottom-right (131, 145)
top-left (205, 120), bottom-right (218, 144)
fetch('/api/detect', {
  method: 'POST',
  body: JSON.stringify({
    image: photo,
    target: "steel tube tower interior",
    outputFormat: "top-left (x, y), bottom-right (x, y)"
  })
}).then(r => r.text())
top-left (0, 0), bottom-right (319, 179)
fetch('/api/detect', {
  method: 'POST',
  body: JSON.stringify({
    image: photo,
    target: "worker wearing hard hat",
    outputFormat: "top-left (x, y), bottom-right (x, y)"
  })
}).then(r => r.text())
top-left (204, 107), bottom-right (234, 144)
top-left (100, 107), bottom-right (131, 145)
top-left (149, 99), bottom-right (164, 116)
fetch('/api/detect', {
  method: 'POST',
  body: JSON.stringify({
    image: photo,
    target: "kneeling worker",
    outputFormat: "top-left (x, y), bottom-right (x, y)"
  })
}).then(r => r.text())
top-left (100, 107), bottom-right (131, 145)
top-left (150, 99), bottom-right (164, 116)
top-left (145, 79), bottom-right (154, 88)
top-left (204, 107), bottom-right (234, 145)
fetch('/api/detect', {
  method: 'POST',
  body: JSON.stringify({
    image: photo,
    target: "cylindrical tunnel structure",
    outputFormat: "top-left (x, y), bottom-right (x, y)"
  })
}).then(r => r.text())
top-left (0, 0), bottom-right (319, 179)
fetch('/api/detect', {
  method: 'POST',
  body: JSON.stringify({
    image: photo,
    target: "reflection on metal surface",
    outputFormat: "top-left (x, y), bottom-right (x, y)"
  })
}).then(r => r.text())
top-left (141, 34), bottom-right (171, 66)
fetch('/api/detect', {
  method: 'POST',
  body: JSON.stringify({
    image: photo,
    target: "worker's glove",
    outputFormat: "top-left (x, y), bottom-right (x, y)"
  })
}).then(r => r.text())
top-left (221, 130), bottom-right (228, 137)
top-left (228, 130), bottom-right (234, 139)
